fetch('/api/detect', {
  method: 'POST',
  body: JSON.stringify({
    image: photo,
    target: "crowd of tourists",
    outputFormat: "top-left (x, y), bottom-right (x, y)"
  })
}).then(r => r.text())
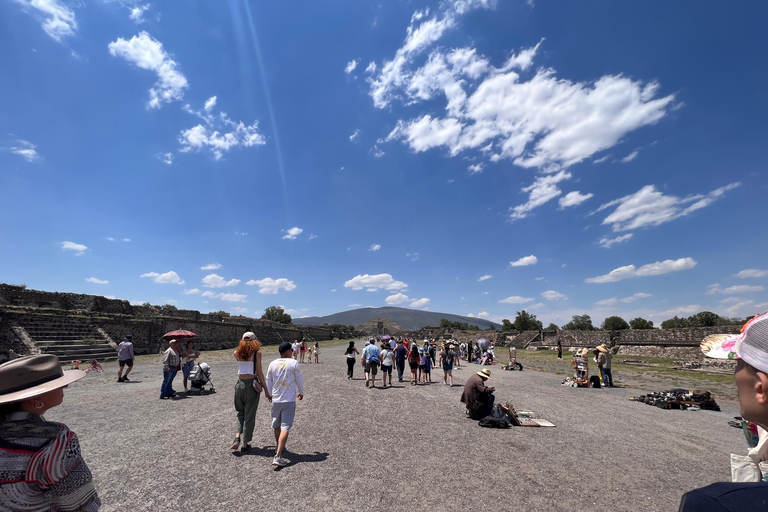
top-left (4, 312), bottom-right (768, 509)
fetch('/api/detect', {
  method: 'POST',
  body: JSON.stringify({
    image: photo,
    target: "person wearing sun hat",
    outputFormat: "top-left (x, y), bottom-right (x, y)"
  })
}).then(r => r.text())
top-left (0, 354), bottom-right (101, 511)
top-left (460, 368), bottom-right (496, 420)
top-left (595, 344), bottom-right (613, 387)
top-left (678, 313), bottom-right (768, 511)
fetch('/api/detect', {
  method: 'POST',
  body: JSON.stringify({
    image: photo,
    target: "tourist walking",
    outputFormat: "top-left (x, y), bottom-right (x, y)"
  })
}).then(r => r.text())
top-left (429, 340), bottom-right (437, 366)
top-left (418, 347), bottom-right (426, 382)
top-left (461, 368), bottom-right (495, 419)
top-left (345, 341), bottom-right (359, 379)
top-left (453, 341), bottom-right (461, 367)
top-left (440, 342), bottom-right (455, 386)
top-left (266, 342), bottom-right (305, 467)
top-left (231, 332), bottom-right (270, 453)
top-left (313, 341), bottom-right (320, 363)
top-left (292, 340), bottom-right (300, 360)
top-left (557, 339), bottom-right (563, 359)
top-left (160, 339), bottom-right (181, 399)
top-left (117, 334), bottom-right (134, 382)
top-left (596, 344), bottom-right (613, 387)
top-left (0, 355), bottom-right (101, 511)
top-left (380, 340), bottom-right (394, 388)
top-left (394, 339), bottom-right (407, 382)
top-left (362, 339), bottom-right (381, 388)
top-left (408, 343), bottom-right (420, 385)
top-left (299, 339), bottom-right (307, 363)
top-left (181, 340), bottom-right (200, 391)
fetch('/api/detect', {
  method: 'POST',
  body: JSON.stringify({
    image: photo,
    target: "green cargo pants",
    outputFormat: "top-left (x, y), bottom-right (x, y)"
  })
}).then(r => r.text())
top-left (234, 378), bottom-right (260, 444)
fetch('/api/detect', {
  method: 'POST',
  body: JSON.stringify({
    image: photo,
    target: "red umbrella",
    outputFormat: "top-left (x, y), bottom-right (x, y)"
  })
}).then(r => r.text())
top-left (162, 330), bottom-right (197, 340)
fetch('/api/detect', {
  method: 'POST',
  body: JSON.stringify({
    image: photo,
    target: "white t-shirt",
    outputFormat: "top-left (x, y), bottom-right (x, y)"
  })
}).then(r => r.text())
top-left (266, 357), bottom-right (305, 403)
top-left (380, 348), bottom-right (394, 366)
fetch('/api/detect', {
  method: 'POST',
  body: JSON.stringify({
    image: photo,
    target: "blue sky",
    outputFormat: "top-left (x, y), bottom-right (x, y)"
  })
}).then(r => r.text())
top-left (1, 0), bottom-right (767, 327)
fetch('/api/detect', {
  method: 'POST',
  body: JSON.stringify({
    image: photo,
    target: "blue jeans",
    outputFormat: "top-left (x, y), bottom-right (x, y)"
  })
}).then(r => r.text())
top-left (161, 367), bottom-right (177, 397)
top-left (601, 368), bottom-right (613, 387)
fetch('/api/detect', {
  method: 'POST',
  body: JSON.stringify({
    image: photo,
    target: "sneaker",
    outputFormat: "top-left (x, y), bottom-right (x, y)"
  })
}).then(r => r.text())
top-left (365, 381), bottom-right (369, 388)
top-left (122, 376), bottom-right (130, 382)
top-left (117, 377), bottom-right (124, 383)
top-left (272, 456), bottom-right (288, 467)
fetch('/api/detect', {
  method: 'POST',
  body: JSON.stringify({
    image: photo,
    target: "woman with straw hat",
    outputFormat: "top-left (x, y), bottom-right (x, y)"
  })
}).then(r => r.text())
top-left (0, 354), bottom-right (101, 511)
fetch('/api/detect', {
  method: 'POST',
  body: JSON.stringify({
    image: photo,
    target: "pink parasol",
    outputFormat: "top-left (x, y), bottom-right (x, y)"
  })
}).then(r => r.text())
top-left (162, 330), bottom-right (197, 340)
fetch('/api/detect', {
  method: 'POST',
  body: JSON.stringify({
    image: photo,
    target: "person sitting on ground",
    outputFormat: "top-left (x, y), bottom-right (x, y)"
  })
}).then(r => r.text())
top-left (679, 312), bottom-right (768, 510)
top-left (85, 359), bottom-right (104, 373)
top-left (117, 334), bottom-right (134, 382)
top-left (0, 355), bottom-right (101, 511)
top-left (461, 368), bottom-right (496, 420)
top-left (266, 341), bottom-right (304, 467)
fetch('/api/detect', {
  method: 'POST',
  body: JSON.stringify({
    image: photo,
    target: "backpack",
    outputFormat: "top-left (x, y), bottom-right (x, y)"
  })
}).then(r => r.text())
top-left (590, 375), bottom-right (601, 388)
top-left (443, 350), bottom-right (453, 365)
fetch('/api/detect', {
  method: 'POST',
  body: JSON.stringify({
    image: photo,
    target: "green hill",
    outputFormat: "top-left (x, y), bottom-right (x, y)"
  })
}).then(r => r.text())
top-left (294, 307), bottom-right (500, 331)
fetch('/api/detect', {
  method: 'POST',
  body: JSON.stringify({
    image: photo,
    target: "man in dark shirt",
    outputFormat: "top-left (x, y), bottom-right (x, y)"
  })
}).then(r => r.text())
top-left (460, 368), bottom-right (495, 419)
top-left (679, 313), bottom-right (768, 510)
top-left (394, 340), bottom-right (408, 382)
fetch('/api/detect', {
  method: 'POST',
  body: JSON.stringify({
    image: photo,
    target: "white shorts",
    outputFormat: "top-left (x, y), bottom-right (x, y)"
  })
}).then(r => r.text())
top-left (271, 402), bottom-right (296, 431)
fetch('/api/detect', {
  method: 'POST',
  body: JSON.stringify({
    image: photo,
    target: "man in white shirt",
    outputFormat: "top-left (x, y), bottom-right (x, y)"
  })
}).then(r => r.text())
top-left (266, 342), bottom-right (305, 467)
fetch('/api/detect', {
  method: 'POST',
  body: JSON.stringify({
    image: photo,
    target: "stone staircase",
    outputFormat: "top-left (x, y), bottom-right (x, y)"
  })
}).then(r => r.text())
top-left (10, 315), bottom-right (117, 363)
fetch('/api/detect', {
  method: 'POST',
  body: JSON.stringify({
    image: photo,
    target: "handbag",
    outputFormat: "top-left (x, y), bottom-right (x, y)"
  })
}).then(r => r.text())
top-left (252, 352), bottom-right (263, 393)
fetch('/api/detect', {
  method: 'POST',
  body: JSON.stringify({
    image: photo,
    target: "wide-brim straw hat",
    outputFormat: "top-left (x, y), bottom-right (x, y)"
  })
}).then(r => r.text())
top-left (0, 355), bottom-right (86, 405)
top-left (596, 344), bottom-right (609, 353)
top-left (576, 348), bottom-right (589, 356)
top-left (477, 368), bottom-right (492, 379)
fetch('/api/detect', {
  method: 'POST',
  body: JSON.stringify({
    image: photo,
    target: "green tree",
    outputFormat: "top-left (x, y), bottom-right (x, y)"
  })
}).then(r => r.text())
top-left (602, 316), bottom-right (629, 331)
top-left (513, 310), bottom-right (543, 331)
top-left (688, 311), bottom-right (721, 327)
top-left (629, 317), bottom-right (654, 329)
top-left (562, 314), bottom-right (595, 331)
top-left (262, 306), bottom-right (293, 324)
top-left (501, 319), bottom-right (514, 331)
top-left (545, 323), bottom-right (559, 331)
top-left (661, 316), bottom-right (689, 329)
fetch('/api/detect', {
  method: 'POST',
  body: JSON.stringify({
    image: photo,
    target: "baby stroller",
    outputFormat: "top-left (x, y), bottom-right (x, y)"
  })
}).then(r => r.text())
top-left (188, 362), bottom-right (215, 395)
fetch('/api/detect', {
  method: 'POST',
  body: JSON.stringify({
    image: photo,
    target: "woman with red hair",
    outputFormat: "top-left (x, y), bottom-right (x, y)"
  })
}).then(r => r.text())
top-left (231, 332), bottom-right (271, 453)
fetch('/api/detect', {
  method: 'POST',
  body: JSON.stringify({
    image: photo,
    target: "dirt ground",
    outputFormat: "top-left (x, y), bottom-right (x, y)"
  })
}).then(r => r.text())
top-left (50, 341), bottom-right (746, 512)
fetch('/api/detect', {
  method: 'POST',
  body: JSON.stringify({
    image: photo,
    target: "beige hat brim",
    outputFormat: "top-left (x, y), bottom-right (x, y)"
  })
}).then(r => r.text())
top-left (476, 371), bottom-right (491, 379)
top-left (596, 345), bottom-right (609, 353)
top-left (0, 369), bottom-right (87, 405)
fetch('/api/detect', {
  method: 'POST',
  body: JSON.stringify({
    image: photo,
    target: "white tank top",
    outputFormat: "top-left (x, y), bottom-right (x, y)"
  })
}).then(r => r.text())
top-left (238, 361), bottom-right (253, 375)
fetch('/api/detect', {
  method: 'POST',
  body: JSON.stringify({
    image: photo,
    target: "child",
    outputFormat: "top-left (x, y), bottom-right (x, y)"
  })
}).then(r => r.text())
top-left (418, 348), bottom-right (426, 383)
top-left (266, 342), bottom-right (305, 467)
top-left (423, 348), bottom-right (432, 382)
top-left (313, 342), bottom-right (320, 363)
top-left (85, 359), bottom-right (103, 373)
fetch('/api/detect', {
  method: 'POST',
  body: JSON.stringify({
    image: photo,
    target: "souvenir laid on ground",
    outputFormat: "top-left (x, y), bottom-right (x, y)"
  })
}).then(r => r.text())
top-left (500, 402), bottom-right (556, 427)
top-left (629, 388), bottom-right (720, 411)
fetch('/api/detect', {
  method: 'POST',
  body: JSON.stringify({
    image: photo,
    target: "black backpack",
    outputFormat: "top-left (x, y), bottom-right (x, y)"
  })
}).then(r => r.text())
top-left (443, 350), bottom-right (453, 365)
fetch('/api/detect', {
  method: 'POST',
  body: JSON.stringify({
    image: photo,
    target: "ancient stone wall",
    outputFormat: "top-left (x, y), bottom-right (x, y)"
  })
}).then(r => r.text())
top-left (0, 284), bottom-right (133, 313)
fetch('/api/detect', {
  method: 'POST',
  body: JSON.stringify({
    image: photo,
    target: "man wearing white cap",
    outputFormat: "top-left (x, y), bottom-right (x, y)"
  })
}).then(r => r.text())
top-left (679, 312), bottom-right (768, 510)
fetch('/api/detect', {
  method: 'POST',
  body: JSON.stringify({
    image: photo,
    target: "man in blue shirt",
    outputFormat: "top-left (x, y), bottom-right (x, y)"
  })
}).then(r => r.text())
top-left (394, 340), bottom-right (408, 382)
top-left (362, 341), bottom-right (381, 388)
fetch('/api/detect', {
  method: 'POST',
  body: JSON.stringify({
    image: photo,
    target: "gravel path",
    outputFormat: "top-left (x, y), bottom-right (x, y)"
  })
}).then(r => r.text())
top-left (50, 342), bottom-right (745, 512)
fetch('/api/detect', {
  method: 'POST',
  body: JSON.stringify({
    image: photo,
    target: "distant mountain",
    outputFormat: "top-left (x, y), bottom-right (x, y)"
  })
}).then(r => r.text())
top-left (294, 307), bottom-right (501, 331)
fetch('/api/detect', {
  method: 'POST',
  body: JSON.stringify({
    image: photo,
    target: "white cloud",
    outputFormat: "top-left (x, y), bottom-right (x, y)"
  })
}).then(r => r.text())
top-left (596, 183), bottom-right (740, 232)
top-left (140, 270), bottom-right (185, 284)
top-left (593, 154), bottom-right (610, 164)
top-left (202, 274), bottom-right (240, 288)
top-left (498, 295), bottom-right (534, 304)
top-left (410, 297), bottom-right (430, 308)
top-left (478, 275), bottom-right (492, 281)
top-left (371, 145), bottom-right (385, 158)
top-left (109, 32), bottom-right (189, 109)
top-left (586, 257), bottom-right (697, 283)
top-left (541, 290), bottom-right (566, 301)
top-left (345, 59), bottom-right (359, 74)
top-left (104, 237), bottom-right (116, 242)
top-left (534, 277), bottom-right (544, 281)
top-left (406, 252), bottom-right (419, 261)
top-left (62, 241), bottom-right (87, 255)
top-left (510, 171), bottom-right (571, 220)
top-left (510, 255), bottom-right (537, 267)
top-left (737, 269), bottom-right (768, 279)
top-left (385, 292), bottom-right (410, 305)
top-left (201, 263), bottom-right (222, 270)
top-left (596, 292), bottom-right (651, 306)
top-left (204, 96), bottom-right (217, 112)
top-left (469, 311), bottom-right (491, 318)
top-left (559, 191), bottom-right (593, 209)
top-left (599, 233), bottom-right (633, 249)
top-left (331, 289), bottom-right (337, 292)
top-left (349, 129), bottom-right (361, 142)
top-left (468, 163), bottom-right (484, 174)
top-left (13, 0), bottom-right (77, 42)
top-left (282, 227), bottom-right (303, 240)
top-left (365, 61), bottom-right (377, 74)
top-left (369, 244), bottom-right (382, 252)
top-left (595, 297), bottom-right (617, 306)
top-left (123, 238), bottom-right (131, 242)
top-left (246, 277), bottom-right (297, 294)
top-left (3, 140), bottom-right (42, 162)
top-left (344, 273), bottom-right (408, 291)
top-left (85, 277), bottom-right (109, 284)
top-left (183, 288), bottom-right (201, 295)
top-left (620, 150), bottom-right (639, 163)
top-left (178, 112), bottom-right (266, 160)
top-left (201, 291), bottom-right (247, 302)
top-left (663, 304), bottom-right (700, 317)
top-left (128, 4), bottom-right (150, 24)
top-left (707, 284), bottom-right (764, 295)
